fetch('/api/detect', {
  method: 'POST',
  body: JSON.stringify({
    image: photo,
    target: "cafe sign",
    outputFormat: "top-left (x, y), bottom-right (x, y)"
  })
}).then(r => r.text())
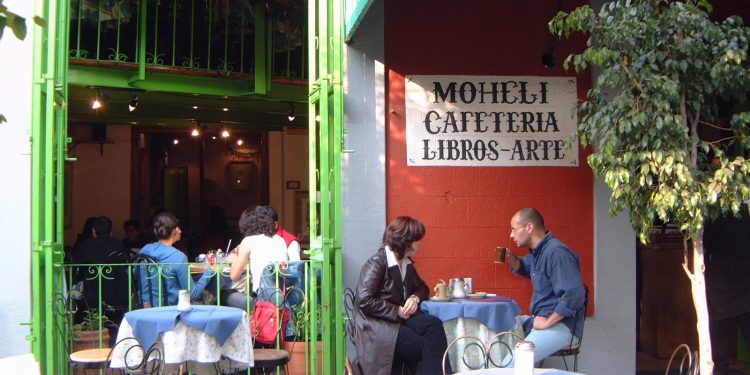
top-left (405, 75), bottom-right (579, 167)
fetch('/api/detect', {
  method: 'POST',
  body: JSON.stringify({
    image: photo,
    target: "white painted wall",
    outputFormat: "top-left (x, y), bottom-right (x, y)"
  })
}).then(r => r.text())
top-left (0, 0), bottom-right (34, 358)
top-left (342, 0), bottom-right (386, 291)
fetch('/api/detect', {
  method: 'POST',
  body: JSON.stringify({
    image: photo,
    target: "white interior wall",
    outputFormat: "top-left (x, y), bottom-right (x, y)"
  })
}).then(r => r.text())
top-left (0, 0), bottom-right (34, 358)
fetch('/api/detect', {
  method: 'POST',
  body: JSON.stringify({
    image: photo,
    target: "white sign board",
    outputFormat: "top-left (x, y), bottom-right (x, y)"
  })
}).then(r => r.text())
top-left (405, 75), bottom-right (579, 167)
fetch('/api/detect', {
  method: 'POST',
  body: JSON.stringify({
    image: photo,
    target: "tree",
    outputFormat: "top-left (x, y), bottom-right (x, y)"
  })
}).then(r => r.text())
top-left (550, 0), bottom-right (750, 373)
top-left (0, 0), bottom-right (27, 124)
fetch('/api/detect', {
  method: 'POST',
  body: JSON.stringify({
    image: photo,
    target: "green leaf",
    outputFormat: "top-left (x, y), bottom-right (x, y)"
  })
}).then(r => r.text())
top-left (7, 13), bottom-right (25, 40)
top-left (0, 114), bottom-right (6, 124)
top-left (0, 16), bottom-right (6, 40)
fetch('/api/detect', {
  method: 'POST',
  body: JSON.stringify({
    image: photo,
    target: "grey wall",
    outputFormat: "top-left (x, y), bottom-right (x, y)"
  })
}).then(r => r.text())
top-left (342, 0), bottom-right (386, 291)
top-left (0, 0), bottom-right (34, 358)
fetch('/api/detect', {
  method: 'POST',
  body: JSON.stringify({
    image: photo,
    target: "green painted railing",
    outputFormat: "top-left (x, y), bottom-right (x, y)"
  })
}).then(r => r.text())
top-left (54, 259), bottom-right (319, 374)
top-left (68, 0), bottom-right (306, 79)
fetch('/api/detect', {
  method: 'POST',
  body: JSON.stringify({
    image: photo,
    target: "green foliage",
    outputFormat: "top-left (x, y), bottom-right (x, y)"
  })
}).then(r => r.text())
top-left (73, 308), bottom-right (112, 332)
top-left (0, 1), bottom-right (27, 41)
top-left (550, 0), bottom-right (750, 243)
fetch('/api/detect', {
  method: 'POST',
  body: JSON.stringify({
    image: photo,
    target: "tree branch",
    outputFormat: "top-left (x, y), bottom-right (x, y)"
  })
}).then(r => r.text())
top-left (698, 120), bottom-right (731, 131)
top-left (707, 135), bottom-right (738, 144)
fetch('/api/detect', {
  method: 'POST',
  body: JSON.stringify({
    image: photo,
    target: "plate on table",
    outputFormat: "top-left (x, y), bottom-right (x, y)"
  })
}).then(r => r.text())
top-left (466, 292), bottom-right (487, 299)
top-left (430, 296), bottom-right (452, 302)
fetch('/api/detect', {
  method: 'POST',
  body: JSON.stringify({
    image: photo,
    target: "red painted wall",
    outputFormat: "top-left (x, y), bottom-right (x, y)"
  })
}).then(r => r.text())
top-left (384, 0), bottom-right (594, 314)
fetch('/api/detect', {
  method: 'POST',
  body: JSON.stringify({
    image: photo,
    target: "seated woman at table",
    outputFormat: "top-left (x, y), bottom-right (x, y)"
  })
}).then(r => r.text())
top-left (139, 211), bottom-right (214, 307)
top-left (353, 216), bottom-right (452, 375)
top-left (225, 205), bottom-right (292, 310)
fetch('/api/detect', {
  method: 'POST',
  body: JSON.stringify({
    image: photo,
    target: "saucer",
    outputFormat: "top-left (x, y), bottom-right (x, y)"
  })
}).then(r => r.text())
top-left (466, 292), bottom-right (487, 298)
top-left (430, 296), bottom-right (452, 302)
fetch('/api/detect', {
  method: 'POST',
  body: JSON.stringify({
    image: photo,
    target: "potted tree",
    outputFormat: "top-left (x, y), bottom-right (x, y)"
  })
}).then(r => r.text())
top-left (284, 306), bottom-right (322, 375)
top-left (72, 308), bottom-right (112, 352)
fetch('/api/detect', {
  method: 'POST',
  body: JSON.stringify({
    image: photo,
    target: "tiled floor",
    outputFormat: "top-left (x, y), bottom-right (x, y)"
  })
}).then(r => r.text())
top-left (636, 350), bottom-right (750, 374)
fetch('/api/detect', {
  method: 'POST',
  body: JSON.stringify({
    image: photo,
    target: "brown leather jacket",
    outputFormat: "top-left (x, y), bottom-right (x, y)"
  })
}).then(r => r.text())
top-left (353, 247), bottom-right (429, 375)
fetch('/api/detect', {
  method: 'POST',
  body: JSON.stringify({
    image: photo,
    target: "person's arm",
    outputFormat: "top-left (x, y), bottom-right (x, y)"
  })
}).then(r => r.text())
top-left (357, 257), bottom-right (400, 322)
top-left (509, 250), bottom-right (532, 279)
top-left (287, 240), bottom-right (301, 261)
top-left (401, 263), bottom-right (428, 317)
top-left (230, 239), bottom-right (251, 281)
top-left (546, 248), bottom-right (585, 324)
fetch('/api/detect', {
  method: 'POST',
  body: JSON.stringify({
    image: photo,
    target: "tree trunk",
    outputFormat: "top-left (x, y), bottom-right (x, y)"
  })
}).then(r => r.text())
top-left (689, 230), bottom-right (713, 375)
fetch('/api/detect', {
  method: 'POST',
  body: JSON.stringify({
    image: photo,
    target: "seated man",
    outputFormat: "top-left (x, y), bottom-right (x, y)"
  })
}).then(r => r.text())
top-left (503, 208), bottom-right (585, 365)
top-left (73, 216), bottom-right (130, 318)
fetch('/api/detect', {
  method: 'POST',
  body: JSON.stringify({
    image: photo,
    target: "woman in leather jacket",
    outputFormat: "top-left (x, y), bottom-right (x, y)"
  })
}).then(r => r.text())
top-left (353, 216), bottom-right (451, 375)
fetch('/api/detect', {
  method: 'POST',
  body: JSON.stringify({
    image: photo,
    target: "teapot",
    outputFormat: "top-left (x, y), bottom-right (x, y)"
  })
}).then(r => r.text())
top-left (449, 278), bottom-right (466, 299)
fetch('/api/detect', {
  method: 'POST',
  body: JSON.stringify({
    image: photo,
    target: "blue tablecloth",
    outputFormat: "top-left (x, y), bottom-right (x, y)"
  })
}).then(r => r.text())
top-left (125, 305), bottom-right (244, 350)
top-left (420, 298), bottom-right (521, 332)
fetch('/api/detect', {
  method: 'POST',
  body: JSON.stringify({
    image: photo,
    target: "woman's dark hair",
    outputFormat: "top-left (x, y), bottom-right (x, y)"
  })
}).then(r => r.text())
top-left (152, 212), bottom-right (179, 240)
top-left (382, 216), bottom-right (426, 260)
top-left (238, 206), bottom-right (276, 237)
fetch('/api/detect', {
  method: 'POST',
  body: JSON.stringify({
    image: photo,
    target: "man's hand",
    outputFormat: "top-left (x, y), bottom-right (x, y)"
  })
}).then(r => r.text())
top-left (533, 312), bottom-right (565, 330)
top-left (533, 315), bottom-right (550, 330)
top-left (507, 250), bottom-right (521, 272)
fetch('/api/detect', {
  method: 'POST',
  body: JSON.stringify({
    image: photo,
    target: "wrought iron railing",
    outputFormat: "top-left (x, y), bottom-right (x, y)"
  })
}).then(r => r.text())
top-left (68, 0), bottom-right (306, 79)
top-left (55, 258), bottom-right (318, 374)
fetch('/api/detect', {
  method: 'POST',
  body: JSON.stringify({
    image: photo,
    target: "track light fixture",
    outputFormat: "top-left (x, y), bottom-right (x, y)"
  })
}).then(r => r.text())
top-left (128, 91), bottom-right (139, 112)
top-left (92, 90), bottom-right (109, 110)
top-left (288, 102), bottom-right (296, 122)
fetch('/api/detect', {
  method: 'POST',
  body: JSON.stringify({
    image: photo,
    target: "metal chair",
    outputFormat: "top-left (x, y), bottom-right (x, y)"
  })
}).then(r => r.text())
top-left (53, 293), bottom-right (161, 374)
top-left (665, 344), bottom-right (699, 375)
top-left (251, 285), bottom-right (306, 374)
top-left (442, 331), bottom-right (525, 375)
top-left (132, 254), bottom-right (168, 308)
top-left (540, 284), bottom-right (590, 372)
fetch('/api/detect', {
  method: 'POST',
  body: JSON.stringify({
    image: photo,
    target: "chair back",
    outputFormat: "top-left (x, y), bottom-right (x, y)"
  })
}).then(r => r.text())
top-left (665, 344), bottom-right (699, 375)
top-left (132, 254), bottom-right (167, 308)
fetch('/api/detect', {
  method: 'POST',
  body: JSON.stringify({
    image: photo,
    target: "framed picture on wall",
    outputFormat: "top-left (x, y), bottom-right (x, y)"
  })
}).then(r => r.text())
top-left (226, 162), bottom-right (256, 191)
top-left (295, 190), bottom-right (310, 248)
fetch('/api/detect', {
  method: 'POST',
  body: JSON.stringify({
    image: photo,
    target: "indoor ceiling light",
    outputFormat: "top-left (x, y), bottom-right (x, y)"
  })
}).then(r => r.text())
top-left (221, 129), bottom-right (230, 138)
top-left (192, 105), bottom-right (198, 109)
top-left (191, 128), bottom-right (200, 137)
top-left (288, 102), bottom-right (296, 122)
top-left (173, 139), bottom-right (179, 145)
top-left (92, 90), bottom-right (109, 110)
top-left (237, 139), bottom-right (244, 146)
top-left (128, 91), bottom-right (139, 112)
top-left (222, 107), bottom-right (229, 112)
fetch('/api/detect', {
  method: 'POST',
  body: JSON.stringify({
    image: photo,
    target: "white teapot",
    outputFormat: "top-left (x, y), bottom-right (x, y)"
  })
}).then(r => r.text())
top-left (449, 278), bottom-right (466, 299)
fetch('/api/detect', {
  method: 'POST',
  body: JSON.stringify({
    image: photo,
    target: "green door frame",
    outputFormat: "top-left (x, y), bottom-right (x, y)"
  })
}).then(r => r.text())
top-left (308, 0), bottom-right (345, 373)
top-left (31, 0), bottom-right (70, 373)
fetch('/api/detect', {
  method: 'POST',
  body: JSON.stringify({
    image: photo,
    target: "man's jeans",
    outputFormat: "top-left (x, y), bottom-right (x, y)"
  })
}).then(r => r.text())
top-left (504, 315), bottom-right (578, 366)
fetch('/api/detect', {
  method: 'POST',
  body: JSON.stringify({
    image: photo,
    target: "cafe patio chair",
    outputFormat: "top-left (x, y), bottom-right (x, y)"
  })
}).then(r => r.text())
top-left (487, 331), bottom-right (526, 368)
top-left (132, 254), bottom-right (168, 308)
top-left (251, 286), bottom-right (306, 374)
top-left (442, 335), bottom-right (487, 375)
top-left (540, 284), bottom-right (590, 372)
top-left (665, 344), bottom-right (699, 375)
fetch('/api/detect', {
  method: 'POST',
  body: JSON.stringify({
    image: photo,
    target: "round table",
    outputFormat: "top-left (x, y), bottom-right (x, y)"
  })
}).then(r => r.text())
top-left (109, 305), bottom-right (252, 375)
top-left (421, 297), bottom-right (524, 373)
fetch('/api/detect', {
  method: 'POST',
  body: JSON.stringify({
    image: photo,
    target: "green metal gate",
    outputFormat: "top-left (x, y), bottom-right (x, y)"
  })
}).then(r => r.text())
top-left (308, 0), bottom-right (345, 373)
top-left (31, 0), bottom-right (71, 373)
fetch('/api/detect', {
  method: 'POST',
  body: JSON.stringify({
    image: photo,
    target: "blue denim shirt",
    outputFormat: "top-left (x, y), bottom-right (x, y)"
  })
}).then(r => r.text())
top-left (513, 231), bottom-right (585, 338)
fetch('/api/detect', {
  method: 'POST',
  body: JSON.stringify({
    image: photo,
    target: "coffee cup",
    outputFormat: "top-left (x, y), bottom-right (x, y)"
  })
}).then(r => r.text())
top-left (495, 246), bottom-right (508, 263)
top-left (434, 279), bottom-right (448, 299)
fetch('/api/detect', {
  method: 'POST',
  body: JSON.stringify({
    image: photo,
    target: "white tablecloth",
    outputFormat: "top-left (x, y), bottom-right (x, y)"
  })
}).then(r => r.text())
top-left (109, 311), bottom-right (253, 375)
